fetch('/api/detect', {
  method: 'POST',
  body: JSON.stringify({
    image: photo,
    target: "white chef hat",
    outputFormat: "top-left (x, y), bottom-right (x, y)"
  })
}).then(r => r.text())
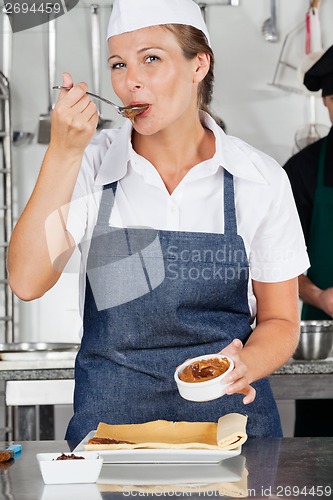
top-left (106, 0), bottom-right (211, 47)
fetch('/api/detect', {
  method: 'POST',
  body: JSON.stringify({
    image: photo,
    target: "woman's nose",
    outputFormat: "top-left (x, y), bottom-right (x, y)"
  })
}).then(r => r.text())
top-left (125, 68), bottom-right (144, 92)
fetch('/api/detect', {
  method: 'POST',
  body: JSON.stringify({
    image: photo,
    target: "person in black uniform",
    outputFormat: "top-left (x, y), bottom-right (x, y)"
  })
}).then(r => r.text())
top-left (284, 45), bottom-right (333, 437)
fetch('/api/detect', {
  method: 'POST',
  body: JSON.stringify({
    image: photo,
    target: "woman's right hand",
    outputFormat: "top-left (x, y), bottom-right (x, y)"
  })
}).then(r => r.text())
top-left (219, 339), bottom-right (256, 405)
top-left (50, 72), bottom-right (99, 157)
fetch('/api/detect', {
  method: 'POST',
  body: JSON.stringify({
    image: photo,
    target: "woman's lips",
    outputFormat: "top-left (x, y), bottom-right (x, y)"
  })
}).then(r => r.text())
top-left (137, 105), bottom-right (150, 117)
top-left (130, 103), bottom-right (151, 118)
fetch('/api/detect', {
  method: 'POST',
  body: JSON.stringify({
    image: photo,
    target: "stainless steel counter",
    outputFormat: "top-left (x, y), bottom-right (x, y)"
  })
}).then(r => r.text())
top-left (1, 357), bottom-right (333, 398)
top-left (1, 357), bottom-right (333, 441)
top-left (1, 438), bottom-right (332, 499)
top-left (271, 357), bottom-right (333, 399)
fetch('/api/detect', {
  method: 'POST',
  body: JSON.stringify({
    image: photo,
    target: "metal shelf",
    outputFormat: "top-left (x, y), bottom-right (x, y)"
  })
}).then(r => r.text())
top-left (0, 71), bottom-right (14, 344)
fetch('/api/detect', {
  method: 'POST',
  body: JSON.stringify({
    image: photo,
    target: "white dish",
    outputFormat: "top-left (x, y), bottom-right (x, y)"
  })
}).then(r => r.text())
top-left (74, 431), bottom-right (241, 464)
top-left (36, 452), bottom-right (103, 484)
top-left (174, 354), bottom-right (234, 402)
top-left (97, 455), bottom-right (246, 485)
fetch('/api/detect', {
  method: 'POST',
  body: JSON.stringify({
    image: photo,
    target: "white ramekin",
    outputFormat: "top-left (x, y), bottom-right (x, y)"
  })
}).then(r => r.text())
top-left (174, 354), bottom-right (234, 402)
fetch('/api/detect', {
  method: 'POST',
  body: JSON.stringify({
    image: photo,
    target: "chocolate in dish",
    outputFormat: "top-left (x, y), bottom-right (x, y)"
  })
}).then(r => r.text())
top-left (180, 357), bottom-right (230, 383)
top-left (88, 437), bottom-right (135, 445)
top-left (53, 453), bottom-right (85, 461)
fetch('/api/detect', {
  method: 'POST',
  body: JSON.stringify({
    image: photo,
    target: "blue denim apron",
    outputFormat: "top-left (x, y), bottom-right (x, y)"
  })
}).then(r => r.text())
top-left (66, 170), bottom-right (282, 441)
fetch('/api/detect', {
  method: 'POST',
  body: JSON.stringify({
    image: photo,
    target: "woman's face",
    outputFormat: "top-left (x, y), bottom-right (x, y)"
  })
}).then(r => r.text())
top-left (108, 26), bottom-right (208, 135)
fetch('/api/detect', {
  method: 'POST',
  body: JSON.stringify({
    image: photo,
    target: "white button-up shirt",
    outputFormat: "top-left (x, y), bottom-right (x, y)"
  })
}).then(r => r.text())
top-left (66, 112), bottom-right (309, 323)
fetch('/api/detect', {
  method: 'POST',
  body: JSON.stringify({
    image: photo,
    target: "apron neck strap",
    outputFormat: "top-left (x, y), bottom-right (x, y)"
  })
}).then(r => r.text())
top-left (223, 169), bottom-right (237, 235)
top-left (97, 181), bottom-right (118, 225)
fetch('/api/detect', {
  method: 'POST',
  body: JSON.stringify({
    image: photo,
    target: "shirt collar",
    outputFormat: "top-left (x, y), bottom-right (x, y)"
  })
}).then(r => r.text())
top-left (94, 119), bottom-right (132, 186)
top-left (95, 111), bottom-right (269, 186)
top-left (202, 112), bottom-right (269, 184)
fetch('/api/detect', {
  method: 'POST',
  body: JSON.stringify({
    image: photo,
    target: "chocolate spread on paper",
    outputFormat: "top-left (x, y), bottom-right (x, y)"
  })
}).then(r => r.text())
top-left (88, 437), bottom-right (135, 445)
top-left (180, 357), bottom-right (230, 383)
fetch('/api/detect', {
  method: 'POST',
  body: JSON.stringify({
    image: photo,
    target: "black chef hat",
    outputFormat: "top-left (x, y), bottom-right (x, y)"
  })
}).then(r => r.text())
top-left (304, 45), bottom-right (333, 97)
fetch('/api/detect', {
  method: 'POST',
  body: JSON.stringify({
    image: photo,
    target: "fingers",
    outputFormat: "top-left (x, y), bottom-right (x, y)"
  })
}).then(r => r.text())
top-left (58, 84), bottom-right (88, 109)
top-left (81, 102), bottom-right (99, 129)
top-left (225, 374), bottom-right (256, 404)
top-left (50, 75), bottom-right (99, 152)
top-left (58, 72), bottom-right (74, 101)
top-left (220, 339), bottom-right (256, 404)
top-left (243, 386), bottom-right (256, 405)
top-left (54, 75), bottom-right (97, 124)
top-left (56, 72), bottom-right (90, 110)
top-left (219, 338), bottom-right (243, 358)
top-left (63, 71), bottom-right (73, 88)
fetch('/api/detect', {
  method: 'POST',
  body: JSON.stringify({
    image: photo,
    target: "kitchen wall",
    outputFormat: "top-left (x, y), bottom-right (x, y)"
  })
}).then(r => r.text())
top-left (1, 0), bottom-right (333, 437)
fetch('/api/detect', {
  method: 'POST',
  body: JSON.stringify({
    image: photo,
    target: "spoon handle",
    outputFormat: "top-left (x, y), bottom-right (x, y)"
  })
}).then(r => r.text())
top-left (86, 91), bottom-right (119, 109)
top-left (52, 86), bottom-right (119, 110)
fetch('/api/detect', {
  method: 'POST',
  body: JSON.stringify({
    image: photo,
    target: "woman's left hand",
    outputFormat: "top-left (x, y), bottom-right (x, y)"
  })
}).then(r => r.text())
top-left (219, 339), bottom-right (256, 405)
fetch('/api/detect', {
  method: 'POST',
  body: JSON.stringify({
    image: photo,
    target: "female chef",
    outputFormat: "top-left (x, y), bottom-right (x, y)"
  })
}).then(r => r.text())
top-left (8, 0), bottom-right (309, 441)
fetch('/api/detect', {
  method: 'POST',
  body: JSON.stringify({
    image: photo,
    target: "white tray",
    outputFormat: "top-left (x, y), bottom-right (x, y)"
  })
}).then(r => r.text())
top-left (74, 430), bottom-right (242, 464)
top-left (97, 455), bottom-right (246, 485)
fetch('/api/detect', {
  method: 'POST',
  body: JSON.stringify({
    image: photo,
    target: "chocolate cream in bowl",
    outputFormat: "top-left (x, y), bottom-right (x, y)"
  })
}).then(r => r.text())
top-left (180, 357), bottom-right (230, 383)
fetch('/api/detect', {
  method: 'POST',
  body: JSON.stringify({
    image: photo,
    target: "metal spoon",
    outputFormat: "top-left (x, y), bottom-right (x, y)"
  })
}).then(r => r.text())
top-left (53, 86), bottom-right (149, 120)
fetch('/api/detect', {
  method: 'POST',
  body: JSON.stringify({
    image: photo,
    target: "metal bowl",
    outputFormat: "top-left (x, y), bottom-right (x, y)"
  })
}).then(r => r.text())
top-left (293, 321), bottom-right (333, 360)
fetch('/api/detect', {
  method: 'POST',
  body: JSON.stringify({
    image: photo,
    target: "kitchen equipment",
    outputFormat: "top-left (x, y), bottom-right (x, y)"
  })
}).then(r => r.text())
top-left (292, 3), bottom-right (328, 151)
top-left (0, 342), bottom-right (79, 360)
top-left (37, 16), bottom-right (56, 144)
top-left (262, 0), bottom-right (278, 43)
top-left (174, 354), bottom-right (234, 402)
top-left (12, 130), bottom-right (33, 145)
top-left (199, 3), bottom-right (207, 22)
top-left (36, 452), bottom-right (103, 484)
top-left (2, 8), bottom-right (33, 146)
top-left (97, 455), bottom-right (245, 485)
top-left (53, 86), bottom-right (149, 120)
top-left (294, 95), bottom-right (329, 151)
top-left (75, 430), bottom-right (242, 463)
top-left (0, 71), bottom-right (14, 343)
top-left (0, 444), bottom-right (22, 463)
top-left (268, 21), bottom-right (305, 94)
top-left (293, 320), bottom-right (333, 360)
top-left (306, 0), bottom-right (322, 54)
top-left (91, 4), bottom-right (112, 129)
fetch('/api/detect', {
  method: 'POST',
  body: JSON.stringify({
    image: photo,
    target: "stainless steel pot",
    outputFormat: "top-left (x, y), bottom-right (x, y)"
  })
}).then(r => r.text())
top-left (293, 320), bottom-right (333, 360)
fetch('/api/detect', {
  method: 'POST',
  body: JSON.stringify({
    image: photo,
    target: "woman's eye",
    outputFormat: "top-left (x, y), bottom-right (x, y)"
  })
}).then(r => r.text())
top-left (111, 62), bottom-right (125, 70)
top-left (145, 55), bottom-right (160, 63)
